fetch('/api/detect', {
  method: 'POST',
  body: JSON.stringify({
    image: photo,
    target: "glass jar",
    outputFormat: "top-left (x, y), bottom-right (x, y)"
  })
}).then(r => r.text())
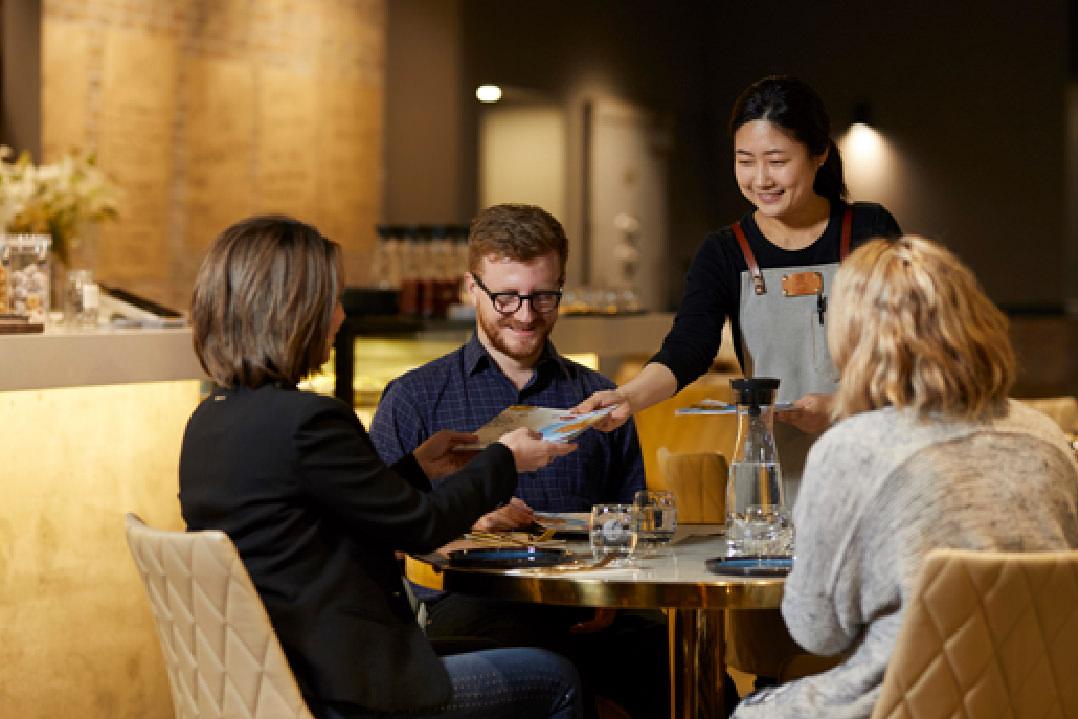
top-left (1, 233), bottom-right (52, 323)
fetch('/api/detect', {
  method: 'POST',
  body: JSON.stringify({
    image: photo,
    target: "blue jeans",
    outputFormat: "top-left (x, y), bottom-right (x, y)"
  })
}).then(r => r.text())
top-left (425, 595), bottom-right (669, 718)
top-left (321, 647), bottom-right (582, 719)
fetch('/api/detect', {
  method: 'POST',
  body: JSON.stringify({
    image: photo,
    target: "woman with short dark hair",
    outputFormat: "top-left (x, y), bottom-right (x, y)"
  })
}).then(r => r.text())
top-left (181, 215), bottom-right (582, 719)
top-left (191, 215), bottom-right (345, 389)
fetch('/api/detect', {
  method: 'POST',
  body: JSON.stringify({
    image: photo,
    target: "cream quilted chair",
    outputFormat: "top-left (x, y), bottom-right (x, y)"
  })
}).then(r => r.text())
top-left (124, 513), bottom-right (315, 719)
top-left (633, 372), bottom-right (740, 494)
top-left (871, 548), bottom-right (1078, 719)
top-left (1017, 396), bottom-right (1078, 434)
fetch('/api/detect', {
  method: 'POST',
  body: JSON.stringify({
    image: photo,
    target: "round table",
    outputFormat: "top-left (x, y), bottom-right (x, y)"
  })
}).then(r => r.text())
top-left (406, 527), bottom-right (785, 719)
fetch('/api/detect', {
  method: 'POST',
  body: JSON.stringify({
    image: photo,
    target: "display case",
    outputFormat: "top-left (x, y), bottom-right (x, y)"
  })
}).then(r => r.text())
top-left (324, 315), bottom-right (472, 425)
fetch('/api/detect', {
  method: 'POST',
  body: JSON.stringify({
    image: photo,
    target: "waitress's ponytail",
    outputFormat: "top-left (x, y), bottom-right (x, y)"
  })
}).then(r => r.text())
top-left (814, 139), bottom-right (847, 204)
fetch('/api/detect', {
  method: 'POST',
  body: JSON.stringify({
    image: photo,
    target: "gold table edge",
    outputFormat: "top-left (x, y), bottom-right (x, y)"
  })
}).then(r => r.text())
top-left (404, 554), bottom-right (784, 610)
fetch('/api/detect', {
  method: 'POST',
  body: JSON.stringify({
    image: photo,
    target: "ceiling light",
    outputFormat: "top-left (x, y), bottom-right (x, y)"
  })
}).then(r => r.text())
top-left (476, 85), bottom-right (502, 103)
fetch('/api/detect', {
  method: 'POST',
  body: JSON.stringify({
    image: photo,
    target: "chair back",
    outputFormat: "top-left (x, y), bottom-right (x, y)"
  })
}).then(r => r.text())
top-left (633, 372), bottom-right (740, 491)
top-left (871, 547), bottom-right (1078, 719)
top-left (1017, 396), bottom-right (1078, 434)
top-left (657, 447), bottom-right (727, 523)
top-left (124, 513), bottom-right (315, 719)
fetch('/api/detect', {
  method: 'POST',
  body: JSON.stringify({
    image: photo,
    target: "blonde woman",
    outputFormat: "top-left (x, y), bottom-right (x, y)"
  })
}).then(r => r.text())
top-left (733, 236), bottom-right (1078, 718)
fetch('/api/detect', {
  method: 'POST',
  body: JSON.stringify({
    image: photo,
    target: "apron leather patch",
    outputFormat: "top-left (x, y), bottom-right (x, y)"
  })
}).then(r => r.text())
top-left (781, 271), bottom-right (824, 297)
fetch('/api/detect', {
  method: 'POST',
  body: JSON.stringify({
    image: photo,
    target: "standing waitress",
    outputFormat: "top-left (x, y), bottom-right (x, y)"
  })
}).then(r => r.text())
top-left (578, 75), bottom-right (901, 504)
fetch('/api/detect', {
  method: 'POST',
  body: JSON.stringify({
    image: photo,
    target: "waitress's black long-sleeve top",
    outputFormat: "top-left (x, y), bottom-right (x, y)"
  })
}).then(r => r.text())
top-left (650, 200), bottom-right (901, 389)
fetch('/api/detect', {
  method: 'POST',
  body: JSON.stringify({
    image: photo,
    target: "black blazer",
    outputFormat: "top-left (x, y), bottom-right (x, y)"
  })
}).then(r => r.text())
top-left (179, 384), bottom-right (516, 713)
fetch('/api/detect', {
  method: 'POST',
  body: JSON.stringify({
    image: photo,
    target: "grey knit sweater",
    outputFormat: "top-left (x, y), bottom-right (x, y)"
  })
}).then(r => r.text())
top-left (733, 400), bottom-right (1078, 718)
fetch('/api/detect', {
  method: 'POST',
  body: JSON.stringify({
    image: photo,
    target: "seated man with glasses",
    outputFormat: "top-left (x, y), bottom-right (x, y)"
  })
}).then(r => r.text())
top-left (370, 203), bottom-right (665, 718)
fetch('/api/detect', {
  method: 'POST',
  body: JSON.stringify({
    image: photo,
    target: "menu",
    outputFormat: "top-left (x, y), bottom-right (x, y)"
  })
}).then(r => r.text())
top-left (458, 405), bottom-right (617, 449)
top-left (675, 399), bottom-right (795, 415)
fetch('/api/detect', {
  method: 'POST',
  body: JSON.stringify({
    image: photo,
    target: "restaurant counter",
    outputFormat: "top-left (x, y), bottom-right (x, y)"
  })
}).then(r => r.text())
top-left (1, 327), bottom-right (205, 718)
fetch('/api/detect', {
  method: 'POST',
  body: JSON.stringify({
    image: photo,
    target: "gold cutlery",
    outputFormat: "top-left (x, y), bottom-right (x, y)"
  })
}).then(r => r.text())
top-left (465, 526), bottom-right (558, 546)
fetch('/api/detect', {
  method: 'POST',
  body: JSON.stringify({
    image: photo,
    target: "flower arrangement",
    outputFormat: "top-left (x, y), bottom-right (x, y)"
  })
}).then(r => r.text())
top-left (0, 145), bottom-right (120, 264)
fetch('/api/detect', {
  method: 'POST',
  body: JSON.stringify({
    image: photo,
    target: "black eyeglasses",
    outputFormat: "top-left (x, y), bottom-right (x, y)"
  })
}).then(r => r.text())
top-left (471, 273), bottom-right (563, 315)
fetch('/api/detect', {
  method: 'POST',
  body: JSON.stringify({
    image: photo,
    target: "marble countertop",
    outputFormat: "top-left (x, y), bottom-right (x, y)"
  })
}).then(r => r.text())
top-left (0, 326), bottom-right (205, 391)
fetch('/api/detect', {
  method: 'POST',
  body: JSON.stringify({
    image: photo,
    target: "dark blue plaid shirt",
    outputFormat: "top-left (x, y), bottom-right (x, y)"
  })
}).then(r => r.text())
top-left (369, 334), bottom-right (645, 512)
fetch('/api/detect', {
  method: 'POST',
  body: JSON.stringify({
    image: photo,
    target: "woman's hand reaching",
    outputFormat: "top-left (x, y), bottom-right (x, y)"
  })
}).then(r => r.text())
top-left (776, 393), bottom-right (834, 435)
top-left (571, 363), bottom-right (678, 432)
top-left (496, 427), bottom-right (577, 472)
top-left (412, 430), bottom-right (479, 480)
top-left (571, 389), bottom-right (632, 432)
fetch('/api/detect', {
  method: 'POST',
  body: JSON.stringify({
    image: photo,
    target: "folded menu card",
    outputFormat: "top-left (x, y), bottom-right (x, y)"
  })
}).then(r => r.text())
top-left (675, 399), bottom-right (795, 415)
top-left (534, 512), bottom-right (590, 537)
top-left (458, 405), bottom-right (616, 449)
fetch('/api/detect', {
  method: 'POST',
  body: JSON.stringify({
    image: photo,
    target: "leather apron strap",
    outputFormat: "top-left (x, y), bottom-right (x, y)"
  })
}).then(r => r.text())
top-left (731, 221), bottom-right (765, 295)
top-left (839, 206), bottom-right (853, 260)
top-left (732, 207), bottom-right (854, 295)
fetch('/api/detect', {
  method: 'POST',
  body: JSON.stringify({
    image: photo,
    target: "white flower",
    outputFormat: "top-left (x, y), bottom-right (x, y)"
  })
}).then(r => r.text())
top-left (0, 145), bottom-right (120, 262)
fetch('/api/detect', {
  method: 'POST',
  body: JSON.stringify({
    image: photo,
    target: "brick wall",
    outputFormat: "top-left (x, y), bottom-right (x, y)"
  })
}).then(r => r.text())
top-left (43, 0), bottom-right (386, 311)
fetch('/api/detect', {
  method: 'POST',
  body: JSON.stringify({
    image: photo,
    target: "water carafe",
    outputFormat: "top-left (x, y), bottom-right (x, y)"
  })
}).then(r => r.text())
top-left (725, 377), bottom-right (789, 555)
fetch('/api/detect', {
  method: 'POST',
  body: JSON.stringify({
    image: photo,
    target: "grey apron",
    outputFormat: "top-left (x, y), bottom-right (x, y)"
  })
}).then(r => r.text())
top-left (732, 208), bottom-right (852, 507)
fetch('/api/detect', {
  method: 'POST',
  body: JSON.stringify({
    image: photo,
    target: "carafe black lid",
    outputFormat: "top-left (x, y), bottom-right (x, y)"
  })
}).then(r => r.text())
top-left (730, 377), bottom-right (780, 407)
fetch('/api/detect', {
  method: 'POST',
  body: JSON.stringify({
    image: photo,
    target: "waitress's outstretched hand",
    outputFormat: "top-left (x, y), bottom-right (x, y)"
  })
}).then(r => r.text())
top-left (776, 393), bottom-right (833, 435)
top-left (497, 427), bottom-right (577, 472)
top-left (571, 389), bottom-right (632, 432)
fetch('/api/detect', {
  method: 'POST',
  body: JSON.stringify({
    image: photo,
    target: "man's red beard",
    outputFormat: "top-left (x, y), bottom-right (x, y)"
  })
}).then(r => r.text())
top-left (478, 310), bottom-right (553, 361)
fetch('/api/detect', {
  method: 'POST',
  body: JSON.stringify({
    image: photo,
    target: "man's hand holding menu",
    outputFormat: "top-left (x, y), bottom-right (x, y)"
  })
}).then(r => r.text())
top-left (456, 405), bottom-right (617, 450)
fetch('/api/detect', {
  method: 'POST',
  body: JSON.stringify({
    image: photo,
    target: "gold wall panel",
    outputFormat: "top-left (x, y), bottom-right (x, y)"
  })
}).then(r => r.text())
top-left (184, 56), bottom-right (257, 252)
top-left (41, 20), bottom-right (89, 159)
top-left (0, 380), bottom-right (201, 717)
top-left (97, 26), bottom-right (178, 289)
top-left (257, 67), bottom-right (320, 222)
top-left (41, 0), bottom-right (387, 310)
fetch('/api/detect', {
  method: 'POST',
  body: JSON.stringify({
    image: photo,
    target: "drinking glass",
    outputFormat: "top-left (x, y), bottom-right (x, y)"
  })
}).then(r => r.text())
top-left (725, 504), bottom-right (793, 557)
top-left (64, 269), bottom-right (99, 328)
top-left (589, 503), bottom-right (637, 566)
top-left (633, 489), bottom-right (678, 556)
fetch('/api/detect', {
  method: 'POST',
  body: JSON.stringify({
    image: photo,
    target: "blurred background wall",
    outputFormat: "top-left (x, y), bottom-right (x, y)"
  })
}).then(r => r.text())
top-left (387, 0), bottom-right (1072, 311)
top-left (4, 0), bottom-right (385, 310)
top-left (3, 0), bottom-right (1076, 385)
top-left (384, 0), bottom-right (1076, 395)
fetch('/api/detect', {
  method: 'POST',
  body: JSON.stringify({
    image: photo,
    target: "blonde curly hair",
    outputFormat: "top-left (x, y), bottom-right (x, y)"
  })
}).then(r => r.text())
top-left (828, 235), bottom-right (1014, 421)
